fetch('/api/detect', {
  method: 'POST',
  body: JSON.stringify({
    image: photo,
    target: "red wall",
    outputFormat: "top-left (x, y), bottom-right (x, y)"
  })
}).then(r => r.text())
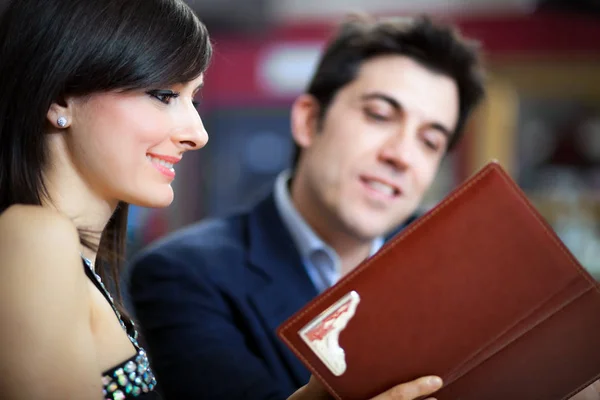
top-left (202, 12), bottom-right (600, 106)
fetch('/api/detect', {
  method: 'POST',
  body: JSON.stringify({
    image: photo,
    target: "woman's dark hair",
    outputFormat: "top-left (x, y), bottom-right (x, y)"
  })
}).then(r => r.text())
top-left (0, 0), bottom-right (212, 306)
top-left (292, 14), bottom-right (486, 169)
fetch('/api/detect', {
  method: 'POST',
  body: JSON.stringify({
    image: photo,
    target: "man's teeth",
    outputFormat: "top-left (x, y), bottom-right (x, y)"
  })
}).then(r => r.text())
top-left (147, 155), bottom-right (174, 170)
top-left (366, 180), bottom-right (395, 196)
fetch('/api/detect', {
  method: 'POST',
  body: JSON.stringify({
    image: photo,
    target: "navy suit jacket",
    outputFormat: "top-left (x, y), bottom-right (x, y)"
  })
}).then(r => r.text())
top-left (127, 193), bottom-right (415, 400)
top-left (128, 194), bottom-right (318, 399)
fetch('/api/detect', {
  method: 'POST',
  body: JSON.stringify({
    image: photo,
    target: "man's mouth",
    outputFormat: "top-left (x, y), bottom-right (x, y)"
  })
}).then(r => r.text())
top-left (360, 176), bottom-right (401, 198)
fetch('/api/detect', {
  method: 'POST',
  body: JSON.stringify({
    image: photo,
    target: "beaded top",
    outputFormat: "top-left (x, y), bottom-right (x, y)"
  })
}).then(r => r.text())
top-left (82, 257), bottom-right (158, 400)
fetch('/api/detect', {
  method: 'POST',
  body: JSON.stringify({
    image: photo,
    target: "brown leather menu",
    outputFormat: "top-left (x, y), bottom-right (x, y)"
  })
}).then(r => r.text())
top-left (277, 161), bottom-right (600, 400)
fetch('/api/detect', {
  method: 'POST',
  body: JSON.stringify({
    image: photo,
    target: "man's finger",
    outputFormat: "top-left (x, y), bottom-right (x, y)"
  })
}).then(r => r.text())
top-left (370, 376), bottom-right (443, 400)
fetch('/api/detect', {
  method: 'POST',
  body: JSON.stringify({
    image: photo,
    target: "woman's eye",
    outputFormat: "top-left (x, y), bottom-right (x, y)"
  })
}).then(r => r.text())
top-left (147, 89), bottom-right (179, 104)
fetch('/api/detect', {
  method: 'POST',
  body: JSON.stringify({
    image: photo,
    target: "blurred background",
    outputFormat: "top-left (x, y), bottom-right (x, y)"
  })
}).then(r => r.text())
top-left (4, 0), bottom-right (597, 275)
top-left (132, 0), bottom-right (600, 276)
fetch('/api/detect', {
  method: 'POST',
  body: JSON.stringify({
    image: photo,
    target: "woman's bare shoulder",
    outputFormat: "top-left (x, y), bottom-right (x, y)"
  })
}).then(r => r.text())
top-left (0, 205), bottom-right (101, 397)
top-left (0, 204), bottom-right (80, 254)
top-left (0, 203), bottom-right (79, 232)
top-left (0, 204), bottom-right (84, 289)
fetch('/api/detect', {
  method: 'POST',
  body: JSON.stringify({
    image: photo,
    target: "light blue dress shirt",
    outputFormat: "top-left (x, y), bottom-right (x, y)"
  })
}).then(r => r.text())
top-left (273, 170), bottom-right (384, 293)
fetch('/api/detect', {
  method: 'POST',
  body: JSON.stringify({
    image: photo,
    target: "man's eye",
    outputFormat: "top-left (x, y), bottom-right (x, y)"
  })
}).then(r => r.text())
top-left (365, 109), bottom-right (388, 121)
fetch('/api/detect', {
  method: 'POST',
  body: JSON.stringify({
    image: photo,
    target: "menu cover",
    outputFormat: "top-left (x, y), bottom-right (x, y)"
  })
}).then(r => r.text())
top-left (277, 161), bottom-right (600, 400)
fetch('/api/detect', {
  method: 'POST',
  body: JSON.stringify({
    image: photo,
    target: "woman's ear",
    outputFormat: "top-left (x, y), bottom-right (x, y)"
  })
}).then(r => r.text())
top-left (46, 97), bottom-right (73, 129)
top-left (290, 94), bottom-right (321, 150)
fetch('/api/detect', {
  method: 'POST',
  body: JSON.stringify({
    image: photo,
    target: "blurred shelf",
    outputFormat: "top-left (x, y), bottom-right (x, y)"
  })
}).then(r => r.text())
top-left (527, 192), bottom-right (600, 216)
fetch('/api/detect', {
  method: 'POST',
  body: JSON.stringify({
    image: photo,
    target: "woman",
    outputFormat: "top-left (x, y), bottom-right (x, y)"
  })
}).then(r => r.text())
top-left (0, 0), bottom-right (442, 399)
top-left (0, 0), bottom-right (210, 398)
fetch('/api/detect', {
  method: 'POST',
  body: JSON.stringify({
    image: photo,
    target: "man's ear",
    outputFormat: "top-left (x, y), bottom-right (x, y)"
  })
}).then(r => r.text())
top-left (46, 97), bottom-right (73, 129)
top-left (291, 94), bottom-right (321, 150)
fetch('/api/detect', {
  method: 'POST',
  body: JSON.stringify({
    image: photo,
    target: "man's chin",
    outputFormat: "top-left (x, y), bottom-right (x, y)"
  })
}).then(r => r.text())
top-left (343, 220), bottom-right (391, 243)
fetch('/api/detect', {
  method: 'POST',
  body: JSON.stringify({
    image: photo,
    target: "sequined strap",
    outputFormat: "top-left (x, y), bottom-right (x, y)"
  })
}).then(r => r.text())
top-left (81, 259), bottom-right (139, 348)
top-left (101, 349), bottom-right (157, 399)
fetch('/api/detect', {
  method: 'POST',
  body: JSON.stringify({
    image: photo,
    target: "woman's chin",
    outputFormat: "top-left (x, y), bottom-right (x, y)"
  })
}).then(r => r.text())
top-left (128, 189), bottom-right (174, 209)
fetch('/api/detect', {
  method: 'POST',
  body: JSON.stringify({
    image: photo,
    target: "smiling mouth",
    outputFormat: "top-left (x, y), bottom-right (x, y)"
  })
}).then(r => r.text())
top-left (147, 154), bottom-right (176, 179)
top-left (360, 177), bottom-right (401, 197)
top-left (147, 155), bottom-right (174, 171)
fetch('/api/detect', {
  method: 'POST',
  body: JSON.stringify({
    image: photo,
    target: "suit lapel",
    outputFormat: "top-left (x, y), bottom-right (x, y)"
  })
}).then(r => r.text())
top-left (241, 197), bottom-right (419, 386)
top-left (245, 194), bottom-right (317, 385)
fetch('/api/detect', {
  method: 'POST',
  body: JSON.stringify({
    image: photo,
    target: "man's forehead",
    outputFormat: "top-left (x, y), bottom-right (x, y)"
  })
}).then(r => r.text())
top-left (344, 57), bottom-right (460, 129)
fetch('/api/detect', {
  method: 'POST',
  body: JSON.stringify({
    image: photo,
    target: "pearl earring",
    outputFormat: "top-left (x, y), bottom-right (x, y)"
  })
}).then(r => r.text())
top-left (57, 116), bottom-right (68, 127)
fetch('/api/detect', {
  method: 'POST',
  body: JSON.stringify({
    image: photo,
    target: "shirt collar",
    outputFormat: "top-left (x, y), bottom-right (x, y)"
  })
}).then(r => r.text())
top-left (274, 170), bottom-right (333, 262)
top-left (273, 169), bottom-right (384, 265)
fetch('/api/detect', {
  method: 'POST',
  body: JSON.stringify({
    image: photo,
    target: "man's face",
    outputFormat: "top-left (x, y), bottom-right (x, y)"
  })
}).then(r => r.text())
top-left (291, 55), bottom-right (459, 242)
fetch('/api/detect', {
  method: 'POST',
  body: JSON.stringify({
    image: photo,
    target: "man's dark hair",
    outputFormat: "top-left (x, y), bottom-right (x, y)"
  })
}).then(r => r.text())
top-left (292, 14), bottom-right (486, 169)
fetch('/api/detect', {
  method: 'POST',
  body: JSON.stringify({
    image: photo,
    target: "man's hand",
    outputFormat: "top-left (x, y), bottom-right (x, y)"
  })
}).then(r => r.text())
top-left (569, 380), bottom-right (600, 400)
top-left (288, 374), bottom-right (443, 400)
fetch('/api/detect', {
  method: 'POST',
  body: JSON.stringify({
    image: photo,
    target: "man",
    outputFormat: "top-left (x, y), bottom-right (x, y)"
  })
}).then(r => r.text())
top-left (127, 14), bottom-right (485, 399)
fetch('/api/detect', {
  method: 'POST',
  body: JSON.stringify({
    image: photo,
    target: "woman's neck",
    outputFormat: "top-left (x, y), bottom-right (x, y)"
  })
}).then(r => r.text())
top-left (43, 142), bottom-right (118, 263)
top-left (47, 186), bottom-right (117, 263)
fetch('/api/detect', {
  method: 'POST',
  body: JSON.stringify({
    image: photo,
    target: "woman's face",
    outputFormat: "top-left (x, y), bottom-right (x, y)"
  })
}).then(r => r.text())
top-left (51, 74), bottom-right (207, 208)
